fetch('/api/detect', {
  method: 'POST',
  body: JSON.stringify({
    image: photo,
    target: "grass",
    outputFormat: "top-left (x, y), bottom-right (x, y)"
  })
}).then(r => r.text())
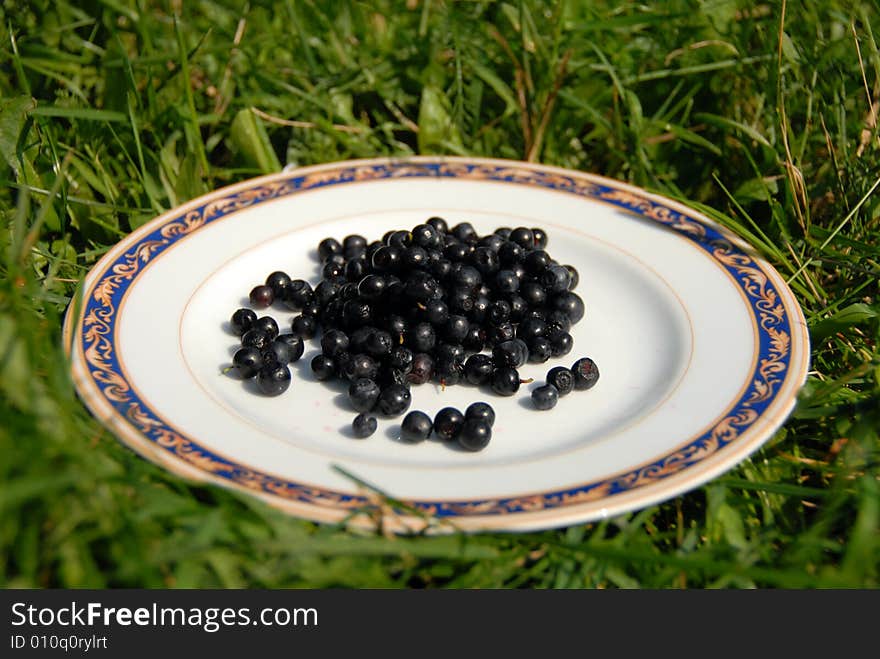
top-left (1, 0), bottom-right (878, 588)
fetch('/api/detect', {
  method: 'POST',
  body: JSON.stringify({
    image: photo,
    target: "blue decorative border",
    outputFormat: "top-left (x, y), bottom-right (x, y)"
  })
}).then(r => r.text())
top-left (76, 160), bottom-right (795, 519)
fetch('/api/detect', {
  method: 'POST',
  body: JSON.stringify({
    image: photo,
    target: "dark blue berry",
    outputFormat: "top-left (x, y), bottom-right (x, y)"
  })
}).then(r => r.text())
top-left (257, 363), bottom-right (291, 396)
top-left (547, 366), bottom-right (574, 396)
top-left (531, 384), bottom-right (559, 410)
top-left (230, 308), bottom-right (258, 336)
top-left (310, 354), bottom-right (336, 381)
top-left (232, 347), bottom-right (262, 379)
top-left (249, 284), bottom-right (274, 308)
top-left (377, 384), bottom-right (412, 416)
top-left (433, 407), bottom-right (465, 441)
top-left (349, 378), bottom-right (381, 413)
top-left (465, 401), bottom-right (495, 427)
top-left (400, 411), bottom-right (433, 442)
top-left (458, 418), bottom-right (492, 451)
top-left (572, 358), bottom-right (600, 390)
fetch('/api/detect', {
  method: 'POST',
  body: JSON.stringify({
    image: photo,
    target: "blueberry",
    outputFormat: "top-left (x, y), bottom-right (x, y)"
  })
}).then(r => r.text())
top-left (265, 271), bottom-right (292, 297)
top-left (371, 245), bottom-right (402, 272)
top-left (492, 339), bottom-right (529, 368)
top-left (406, 353), bottom-right (434, 385)
top-left (523, 249), bottom-right (551, 276)
top-left (365, 330), bottom-right (393, 357)
top-left (465, 401), bottom-right (495, 427)
top-left (343, 234), bottom-right (368, 258)
top-left (402, 246), bottom-right (429, 270)
top-left (464, 353), bottom-right (494, 385)
top-left (462, 325), bottom-right (486, 352)
top-left (230, 308), bottom-right (258, 336)
top-left (310, 354), bottom-right (336, 381)
top-left (274, 334), bottom-right (305, 362)
top-left (497, 241), bottom-right (523, 265)
top-left (317, 237), bottom-right (342, 261)
top-left (550, 331), bottom-right (573, 357)
top-left (527, 336), bottom-right (552, 363)
top-left (491, 367), bottom-right (521, 396)
top-left (377, 384), bottom-right (412, 416)
top-left (519, 281), bottom-right (547, 308)
top-left (291, 315), bottom-right (317, 339)
top-left (458, 418), bottom-right (492, 451)
top-left (348, 378), bottom-right (381, 413)
top-left (563, 265), bottom-right (579, 290)
top-left (531, 384), bottom-right (559, 410)
top-left (257, 363), bottom-right (291, 396)
top-left (351, 413), bottom-right (378, 438)
top-left (357, 274), bottom-right (386, 300)
top-left (495, 269), bottom-right (520, 294)
top-left (241, 328), bottom-right (271, 351)
top-left (531, 227), bottom-right (548, 249)
top-left (509, 227), bottom-right (535, 250)
top-left (411, 224), bottom-right (441, 249)
top-left (540, 265), bottom-right (571, 294)
top-left (571, 357), bottom-right (600, 390)
top-left (452, 222), bottom-right (478, 244)
top-left (553, 292), bottom-right (585, 324)
top-left (342, 353), bottom-right (380, 382)
top-left (426, 216), bottom-right (449, 234)
top-left (320, 329), bottom-right (349, 357)
top-left (400, 411), bottom-right (433, 443)
top-left (265, 338), bottom-right (295, 364)
top-left (433, 407), bottom-right (465, 441)
top-left (232, 347), bottom-right (263, 379)
top-left (249, 284), bottom-right (274, 308)
top-left (547, 366), bottom-right (575, 396)
top-left (408, 322), bottom-right (436, 353)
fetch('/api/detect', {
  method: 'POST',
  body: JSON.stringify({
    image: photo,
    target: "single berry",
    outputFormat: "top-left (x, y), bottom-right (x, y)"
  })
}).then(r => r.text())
top-left (252, 315), bottom-right (279, 339)
top-left (531, 384), bottom-right (559, 410)
top-left (317, 237), bottom-right (342, 261)
top-left (433, 407), bottom-right (465, 441)
top-left (275, 334), bottom-right (305, 362)
top-left (492, 339), bottom-right (529, 368)
top-left (465, 401), bottom-right (495, 427)
top-left (491, 367), bottom-right (521, 396)
top-left (547, 366), bottom-right (575, 396)
top-left (265, 338), bottom-right (295, 364)
top-left (464, 353), bottom-right (495, 386)
top-left (231, 347), bottom-right (263, 379)
top-left (426, 216), bottom-right (449, 234)
top-left (351, 413), bottom-right (377, 438)
top-left (321, 329), bottom-right (350, 357)
top-left (376, 384), bottom-right (412, 416)
top-left (257, 363), bottom-right (291, 396)
top-left (311, 354), bottom-right (336, 381)
top-left (571, 357), bottom-right (600, 390)
top-left (407, 353), bottom-right (434, 385)
top-left (357, 274), bottom-right (387, 300)
top-left (241, 328), bottom-right (271, 351)
top-left (527, 337), bottom-right (553, 363)
top-left (553, 292), bottom-right (585, 324)
top-left (531, 227), bottom-right (548, 249)
top-left (400, 411), bottom-right (433, 443)
top-left (249, 284), bottom-right (274, 308)
top-left (266, 271), bottom-right (292, 297)
top-left (550, 331), bottom-right (573, 357)
top-left (458, 418), bottom-right (492, 452)
top-left (291, 315), bottom-right (318, 339)
top-left (230, 308), bottom-right (258, 336)
top-left (348, 378), bottom-right (381, 413)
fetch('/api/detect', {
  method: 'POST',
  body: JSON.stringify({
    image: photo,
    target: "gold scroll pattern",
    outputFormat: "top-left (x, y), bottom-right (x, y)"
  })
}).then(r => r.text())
top-left (81, 163), bottom-right (791, 518)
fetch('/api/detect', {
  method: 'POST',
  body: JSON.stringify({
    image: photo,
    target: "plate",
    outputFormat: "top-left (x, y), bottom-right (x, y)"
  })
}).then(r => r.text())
top-left (64, 157), bottom-right (810, 532)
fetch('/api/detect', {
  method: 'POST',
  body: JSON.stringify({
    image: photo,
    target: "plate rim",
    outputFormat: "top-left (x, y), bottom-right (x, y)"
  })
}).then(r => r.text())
top-left (63, 155), bottom-right (811, 532)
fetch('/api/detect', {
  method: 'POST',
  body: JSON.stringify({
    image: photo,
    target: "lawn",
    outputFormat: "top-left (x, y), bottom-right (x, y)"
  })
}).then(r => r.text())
top-left (1, 0), bottom-right (878, 588)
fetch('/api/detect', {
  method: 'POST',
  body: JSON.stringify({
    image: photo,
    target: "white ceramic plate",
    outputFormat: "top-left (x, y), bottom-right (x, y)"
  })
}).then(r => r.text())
top-left (64, 157), bottom-right (810, 532)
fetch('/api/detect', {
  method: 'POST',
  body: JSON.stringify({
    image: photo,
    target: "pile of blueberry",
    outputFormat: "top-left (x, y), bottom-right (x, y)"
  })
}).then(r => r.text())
top-left (226, 218), bottom-right (599, 452)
